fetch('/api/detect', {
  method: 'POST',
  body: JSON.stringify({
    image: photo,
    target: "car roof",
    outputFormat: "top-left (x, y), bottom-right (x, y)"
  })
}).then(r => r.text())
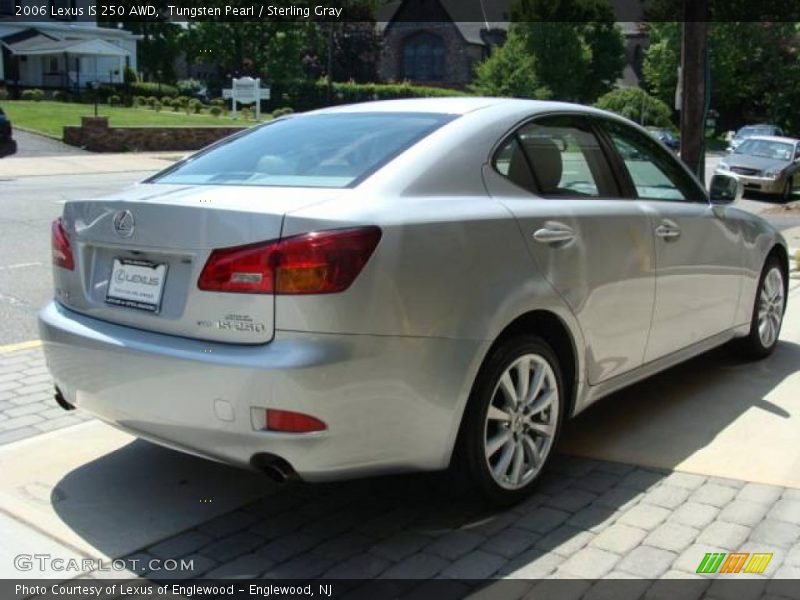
top-left (741, 135), bottom-right (797, 144)
top-left (309, 97), bottom-right (618, 118)
top-left (738, 124), bottom-right (779, 131)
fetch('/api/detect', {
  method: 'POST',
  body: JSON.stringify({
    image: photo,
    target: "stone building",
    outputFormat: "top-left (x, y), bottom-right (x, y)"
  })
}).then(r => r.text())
top-left (377, 0), bottom-right (649, 89)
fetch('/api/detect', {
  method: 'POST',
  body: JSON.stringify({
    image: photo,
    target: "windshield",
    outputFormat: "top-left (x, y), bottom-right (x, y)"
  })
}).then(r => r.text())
top-left (734, 139), bottom-right (794, 161)
top-left (735, 126), bottom-right (772, 138)
top-left (151, 112), bottom-right (455, 188)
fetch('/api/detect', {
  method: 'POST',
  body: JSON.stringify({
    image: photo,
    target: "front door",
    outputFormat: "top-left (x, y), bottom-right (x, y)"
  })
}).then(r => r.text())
top-left (484, 114), bottom-right (656, 385)
top-left (598, 118), bottom-right (743, 361)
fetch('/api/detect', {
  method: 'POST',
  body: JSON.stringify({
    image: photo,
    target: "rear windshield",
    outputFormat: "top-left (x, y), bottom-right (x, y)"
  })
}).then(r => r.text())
top-left (150, 112), bottom-right (455, 188)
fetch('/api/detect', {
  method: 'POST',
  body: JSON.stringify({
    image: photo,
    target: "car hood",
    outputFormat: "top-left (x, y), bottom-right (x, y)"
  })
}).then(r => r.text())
top-left (722, 155), bottom-right (789, 172)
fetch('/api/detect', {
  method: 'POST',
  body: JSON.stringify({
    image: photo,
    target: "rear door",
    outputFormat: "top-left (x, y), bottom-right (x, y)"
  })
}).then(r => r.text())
top-left (597, 118), bottom-right (744, 361)
top-left (484, 114), bottom-right (656, 385)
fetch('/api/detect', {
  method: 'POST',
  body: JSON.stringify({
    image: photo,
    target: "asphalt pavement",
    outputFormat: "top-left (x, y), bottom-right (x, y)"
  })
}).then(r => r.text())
top-left (9, 129), bottom-right (89, 157)
top-left (0, 171), bottom-right (147, 344)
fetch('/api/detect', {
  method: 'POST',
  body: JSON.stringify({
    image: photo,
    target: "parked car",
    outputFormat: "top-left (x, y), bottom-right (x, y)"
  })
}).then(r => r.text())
top-left (39, 99), bottom-right (789, 504)
top-left (647, 127), bottom-right (680, 152)
top-left (716, 135), bottom-right (800, 200)
top-left (728, 124), bottom-right (784, 153)
top-left (0, 106), bottom-right (17, 157)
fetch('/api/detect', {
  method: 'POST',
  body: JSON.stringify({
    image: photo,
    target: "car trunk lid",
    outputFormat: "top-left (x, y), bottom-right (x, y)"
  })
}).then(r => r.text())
top-left (54, 183), bottom-right (340, 344)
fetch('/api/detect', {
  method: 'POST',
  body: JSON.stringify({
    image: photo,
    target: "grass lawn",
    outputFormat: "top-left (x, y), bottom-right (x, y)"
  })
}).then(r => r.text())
top-left (1, 100), bottom-right (262, 138)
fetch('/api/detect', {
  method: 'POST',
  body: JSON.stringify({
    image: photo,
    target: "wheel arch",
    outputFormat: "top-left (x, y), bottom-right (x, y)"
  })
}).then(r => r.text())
top-left (447, 308), bottom-right (581, 471)
top-left (467, 310), bottom-right (580, 423)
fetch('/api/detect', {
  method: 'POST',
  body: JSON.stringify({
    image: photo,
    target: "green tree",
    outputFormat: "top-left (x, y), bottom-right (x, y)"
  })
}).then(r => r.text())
top-left (510, 0), bottom-right (626, 103)
top-left (642, 22), bottom-right (800, 130)
top-left (594, 87), bottom-right (673, 127)
top-left (470, 27), bottom-right (551, 99)
top-left (101, 2), bottom-right (183, 83)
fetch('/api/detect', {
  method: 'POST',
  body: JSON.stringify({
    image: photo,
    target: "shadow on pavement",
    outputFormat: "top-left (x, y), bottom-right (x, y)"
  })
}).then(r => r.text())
top-left (560, 340), bottom-right (799, 481)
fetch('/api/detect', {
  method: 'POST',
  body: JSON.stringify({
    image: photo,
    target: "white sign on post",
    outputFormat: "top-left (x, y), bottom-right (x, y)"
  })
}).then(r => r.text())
top-left (222, 76), bottom-right (271, 120)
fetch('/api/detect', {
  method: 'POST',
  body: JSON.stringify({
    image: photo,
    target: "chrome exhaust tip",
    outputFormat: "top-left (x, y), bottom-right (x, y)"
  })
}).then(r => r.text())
top-left (250, 453), bottom-right (297, 484)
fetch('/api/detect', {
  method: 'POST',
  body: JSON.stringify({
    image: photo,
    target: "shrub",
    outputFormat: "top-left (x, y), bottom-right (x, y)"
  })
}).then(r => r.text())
top-left (594, 87), bottom-right (673, 128)
top-left (108, 94), bottom-right (121, 106)
top-left (0, 87), bottom-right (8, 100)
top-left (21, 88), bottom-right (45, 101)
top-left (174, 95), bottom-right (190, 108)
top-left (188, 98), bottom-right (203, 114)
top-left (52, 90), bottom-right (69, 102)
top-left (132, 95), bottom-right (147, 107)
top-left (176, 78), bottom-right (204, 94)
top-left (160, 97), bottom-right (174, 109)
top-left (210, 98), bottom-right (225, 108)
top-left (123, 66), bottom-right (138, 84)
top-left (240, 107), bottom-right (252, 121)
top-left (146, 96), bottom-right (158, 108)
top-left (209, 106), bottom-right (223, 117)
top-left (130, 81), bottom-right (179, 98)
top-left (152, 100), bottom-right (163, 112)
top-left (272, 107), bottom-right (294, 118)
top-left (265, 80), bottom-right (465, 113)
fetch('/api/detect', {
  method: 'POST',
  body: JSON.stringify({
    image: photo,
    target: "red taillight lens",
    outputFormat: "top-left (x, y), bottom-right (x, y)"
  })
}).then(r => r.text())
top-left (51, 218), bottom-right (74, 271)
top-left (266, 409), bottom-right (327, 433)
top-left (198, 226), bottom-right (381, 295)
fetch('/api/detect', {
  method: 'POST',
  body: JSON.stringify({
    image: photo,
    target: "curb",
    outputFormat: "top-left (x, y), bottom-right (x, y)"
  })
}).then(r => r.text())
top-left (12, 125), bottom-right (64, 141)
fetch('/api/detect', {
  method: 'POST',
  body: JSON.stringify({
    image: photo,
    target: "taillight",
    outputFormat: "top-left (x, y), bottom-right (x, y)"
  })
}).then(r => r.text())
top-left (198, 226), bottom-right (381, 295)
top-left (51, 218), bottom-right (74, 271)
top-left (265, 409), bottom-right (327, 433)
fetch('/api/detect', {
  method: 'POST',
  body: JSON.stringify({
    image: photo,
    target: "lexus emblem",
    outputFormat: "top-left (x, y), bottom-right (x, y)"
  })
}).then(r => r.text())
top-left (112, 210), bottom-right (135, 238)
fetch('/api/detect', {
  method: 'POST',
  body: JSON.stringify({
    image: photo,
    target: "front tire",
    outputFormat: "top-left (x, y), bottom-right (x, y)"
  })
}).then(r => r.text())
top-left (738, 256), bottom-right (786, 359)
top-left (455, 335), bottom-right (564, 505)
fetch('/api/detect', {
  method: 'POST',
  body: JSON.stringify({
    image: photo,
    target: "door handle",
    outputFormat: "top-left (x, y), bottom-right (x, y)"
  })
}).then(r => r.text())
top-left (533, 224), bottom-right (575, 244)
top-left (655, 222), bottom-right (681, 240)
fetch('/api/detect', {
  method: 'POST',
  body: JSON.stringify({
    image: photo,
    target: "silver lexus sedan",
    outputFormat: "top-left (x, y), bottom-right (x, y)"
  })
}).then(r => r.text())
top-left (40, 98), bottom-right (788, 504)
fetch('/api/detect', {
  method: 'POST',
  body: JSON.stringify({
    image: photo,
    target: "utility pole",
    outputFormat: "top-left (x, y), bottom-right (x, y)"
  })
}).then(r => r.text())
top-left (679, 0), bottom-right (709, 178)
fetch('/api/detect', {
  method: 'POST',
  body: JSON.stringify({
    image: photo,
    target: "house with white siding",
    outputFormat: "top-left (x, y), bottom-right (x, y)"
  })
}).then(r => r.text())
top-left (0, 0), bottom-right (139, 90)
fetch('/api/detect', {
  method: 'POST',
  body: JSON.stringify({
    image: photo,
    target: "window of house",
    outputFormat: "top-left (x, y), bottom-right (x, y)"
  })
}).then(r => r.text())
top-left (49, 57), bottom-right (59, 73)
top-left (402, 32), bottom-right (445, 81)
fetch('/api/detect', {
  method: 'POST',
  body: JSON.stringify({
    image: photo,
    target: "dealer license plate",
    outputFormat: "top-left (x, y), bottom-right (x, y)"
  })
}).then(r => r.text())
top-left (106, 258), bottom-right (167, 313)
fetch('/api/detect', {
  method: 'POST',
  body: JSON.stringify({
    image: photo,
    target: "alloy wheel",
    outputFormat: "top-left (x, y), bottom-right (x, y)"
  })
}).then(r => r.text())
top-left (758, 266), bottom-right (785, 348)
top-left (483, 354), bottom-right (559, 490)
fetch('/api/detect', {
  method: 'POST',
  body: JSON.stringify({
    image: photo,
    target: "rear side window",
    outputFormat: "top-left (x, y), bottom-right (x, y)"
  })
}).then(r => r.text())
top-left (151, 112), bottom-right (455, 188)
top-left (494, 115), bottom-right (619, 198)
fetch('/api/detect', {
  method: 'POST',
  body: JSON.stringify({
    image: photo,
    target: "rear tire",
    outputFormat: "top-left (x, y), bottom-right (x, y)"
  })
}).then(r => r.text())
top-left (737, 256), bottom-right (786, 359)
top-left (453, 335), bottom-right (564, 505)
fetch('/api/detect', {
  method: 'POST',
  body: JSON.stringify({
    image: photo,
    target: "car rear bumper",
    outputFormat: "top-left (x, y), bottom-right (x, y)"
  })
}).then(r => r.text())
top-left (38, 301), bottom-right (485, 482)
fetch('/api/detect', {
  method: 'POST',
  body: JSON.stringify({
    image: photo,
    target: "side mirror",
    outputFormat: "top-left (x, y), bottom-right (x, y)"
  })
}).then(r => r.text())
top-left (709, 173), bottom-right (743, 205)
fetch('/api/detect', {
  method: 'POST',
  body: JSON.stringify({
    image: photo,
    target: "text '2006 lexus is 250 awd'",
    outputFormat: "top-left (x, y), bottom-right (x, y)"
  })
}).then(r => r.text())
top-left (40, 98), bottom-right (788, 503)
